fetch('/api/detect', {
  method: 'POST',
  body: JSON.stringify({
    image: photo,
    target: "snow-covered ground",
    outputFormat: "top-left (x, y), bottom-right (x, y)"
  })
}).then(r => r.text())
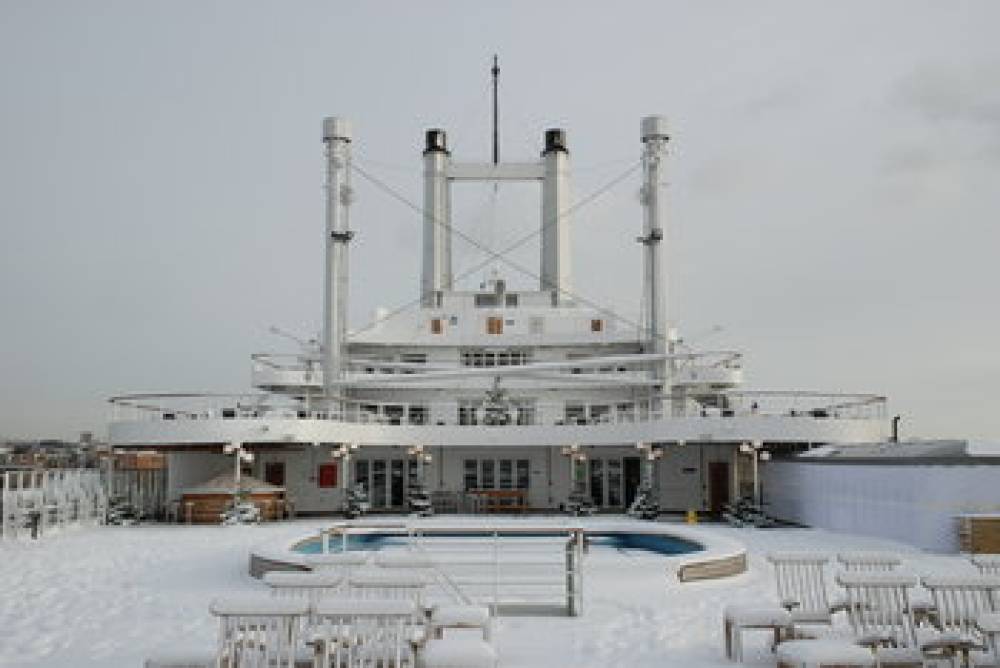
top-left (0, 518), bottom-right (971, 668)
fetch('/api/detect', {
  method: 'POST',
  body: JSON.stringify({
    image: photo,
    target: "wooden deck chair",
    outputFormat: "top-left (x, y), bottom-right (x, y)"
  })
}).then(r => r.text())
top-left (836, 572), bottom-right (923, 667)
top-left (836, 552), bottom-right (902, 573)
top-left (767, 552), bottom-right (835, 630)
top-left (920, 574), bottom-right (1000, 667)
top-left (209, 596), bottom-right (310, 668)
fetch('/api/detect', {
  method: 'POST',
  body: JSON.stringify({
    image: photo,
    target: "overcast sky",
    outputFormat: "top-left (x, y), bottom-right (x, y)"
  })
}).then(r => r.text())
top-left (1, 1), bottom-right (997, 441)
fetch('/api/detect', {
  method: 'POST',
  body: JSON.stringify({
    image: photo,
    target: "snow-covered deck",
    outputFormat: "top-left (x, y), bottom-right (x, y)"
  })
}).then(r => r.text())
top-left (0, 517), bottom-right (968, 667)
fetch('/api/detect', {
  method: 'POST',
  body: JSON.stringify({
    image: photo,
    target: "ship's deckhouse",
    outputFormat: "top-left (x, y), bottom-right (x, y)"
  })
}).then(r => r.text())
top-left (109, 116), bottom-right (888, 516)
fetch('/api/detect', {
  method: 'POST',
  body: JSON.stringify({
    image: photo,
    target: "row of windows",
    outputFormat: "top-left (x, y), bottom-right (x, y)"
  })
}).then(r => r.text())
top-left (463, 458), bottom-right (530, 491)
top-left (429, 317), bottom-right (602, 335)
top-left (460, 349), bottom-right (532, 367)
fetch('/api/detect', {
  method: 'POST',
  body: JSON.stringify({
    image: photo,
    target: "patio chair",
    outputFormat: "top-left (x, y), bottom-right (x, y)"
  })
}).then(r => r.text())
top-left (209, 595), bottom-right (310, 668)
top-left (767, 552), bottom-right (836, 631)
top-left (920, 574), bottom-right (1000, 667)
top-left (312, 598), bottom-right (421, 667)
top-left (836, 572), bottom-right (923, 667)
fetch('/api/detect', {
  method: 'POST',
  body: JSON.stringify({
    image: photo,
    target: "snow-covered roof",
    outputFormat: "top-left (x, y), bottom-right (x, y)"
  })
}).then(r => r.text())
top-left (183, 472), bottom-right (284, 494)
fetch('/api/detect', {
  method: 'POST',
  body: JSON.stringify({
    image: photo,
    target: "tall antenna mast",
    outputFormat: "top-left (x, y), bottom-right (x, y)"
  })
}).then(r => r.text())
top-left (491, 54), bottom-right (499, 165)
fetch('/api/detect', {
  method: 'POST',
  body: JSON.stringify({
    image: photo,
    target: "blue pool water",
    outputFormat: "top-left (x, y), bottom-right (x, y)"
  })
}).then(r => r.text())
top-left (294, 531), bottom-right (702, 556)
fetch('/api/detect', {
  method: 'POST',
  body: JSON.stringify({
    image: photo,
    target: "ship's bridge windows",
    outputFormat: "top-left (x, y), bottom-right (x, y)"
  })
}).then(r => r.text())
top-left (460, 349), bottom-right (533, 367)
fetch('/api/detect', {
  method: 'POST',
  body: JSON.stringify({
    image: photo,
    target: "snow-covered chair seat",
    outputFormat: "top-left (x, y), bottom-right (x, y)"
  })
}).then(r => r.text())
top-left (722, 603), bottom-right (792, 661)
top-left (430, 605), bottom-right (492, 641)
top-left (775, 639), bottom-right (875, 667)
top-left (417, 638), bottom-right (498, 668)
top-left (263, 570), bottom-right (343, 604)
top-left (302, 551), bottom-right (369, 574)
top-left (836, 551), bottom-right (902, 572)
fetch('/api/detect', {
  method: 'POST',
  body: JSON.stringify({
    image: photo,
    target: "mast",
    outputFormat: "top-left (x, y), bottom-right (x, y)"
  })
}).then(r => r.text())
top-left (491, 55), bottom-right (499, 165)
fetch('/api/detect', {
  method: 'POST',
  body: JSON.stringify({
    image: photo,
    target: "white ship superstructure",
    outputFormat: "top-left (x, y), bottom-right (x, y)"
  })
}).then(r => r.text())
top-left (109, 113), bottom-right (888, 515)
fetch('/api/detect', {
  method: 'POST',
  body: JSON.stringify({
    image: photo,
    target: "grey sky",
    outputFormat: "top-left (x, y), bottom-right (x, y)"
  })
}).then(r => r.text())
top-left (1, 1), bottom-right (997, 441)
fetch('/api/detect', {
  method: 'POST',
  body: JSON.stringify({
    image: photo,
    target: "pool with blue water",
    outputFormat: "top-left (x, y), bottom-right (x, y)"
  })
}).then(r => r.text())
top-left (293, 530), bottom-right (702, 556)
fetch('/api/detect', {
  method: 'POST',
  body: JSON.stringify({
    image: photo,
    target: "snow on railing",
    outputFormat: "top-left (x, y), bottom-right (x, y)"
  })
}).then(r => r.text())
top-left (0, 469), bottom-right (107, 540)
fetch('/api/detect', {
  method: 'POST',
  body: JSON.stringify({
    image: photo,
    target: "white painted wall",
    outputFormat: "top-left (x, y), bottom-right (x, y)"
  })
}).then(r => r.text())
top-left (763, 460), bottom-right (1000, 553)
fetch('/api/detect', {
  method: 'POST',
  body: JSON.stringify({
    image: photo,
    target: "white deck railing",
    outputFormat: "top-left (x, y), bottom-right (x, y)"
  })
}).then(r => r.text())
top-left (321, 524), bottom-right (586, 616)
top-left (108, 390), bottom-right (886, 426)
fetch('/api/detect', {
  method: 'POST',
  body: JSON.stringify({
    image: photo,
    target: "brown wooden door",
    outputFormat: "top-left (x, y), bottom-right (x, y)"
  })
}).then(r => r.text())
top-left (264, 462), bottom-right (285, 487)
top-left (708, 462), bottom-right (730, 514)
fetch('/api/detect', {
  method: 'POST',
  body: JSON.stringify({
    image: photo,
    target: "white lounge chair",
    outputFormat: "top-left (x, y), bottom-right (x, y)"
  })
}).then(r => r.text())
top-left (209, 595), bottom-right (310, 668)
top-left (837, 572), bottom-right (923, 667)
top-left (920, 574), bottom-right (1000, 667)
top-left (767, 552), bottom-right (836, 631)
top-left (312, 597), bottom-right (421, 667)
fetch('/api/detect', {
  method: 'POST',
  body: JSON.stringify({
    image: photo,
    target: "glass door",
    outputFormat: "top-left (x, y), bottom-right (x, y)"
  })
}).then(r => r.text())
top-left (371, 460), bottom-right (387, 508)
top-left (390, 459), bottom-right (405, 507)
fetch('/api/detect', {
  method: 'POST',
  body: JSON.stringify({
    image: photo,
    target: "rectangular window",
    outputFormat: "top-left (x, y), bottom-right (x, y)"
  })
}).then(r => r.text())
top-left (474, 293), bottom-right (499, 308)
top-left (431, 318), bottom-right (443, 334)
top-left (463, 459), bottom-right (478, 491)
top-left (516, 459), bottom-right (530, 490)
top-left (487, 317), bottom-right (503, 335)
top-left (481, 459), bottom-right (495, 489)
top-left (401, 353), bottom-right (427, 364)
top-left (565, 404), bottom-right (586, 424)
top-left (505, 293), bottom-right (519, 308)
top-left (498, 459), bottom-right (513, 489)
top-left (317, 462), bottom-right (338, 488)
top-left (459, 400), bottom-right (480, 426)
top-left (591, 319), bottom-right (604, 332)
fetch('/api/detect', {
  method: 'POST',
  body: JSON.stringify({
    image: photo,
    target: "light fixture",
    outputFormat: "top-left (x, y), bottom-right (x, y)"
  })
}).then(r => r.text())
top-left (759, 451), bottom-right (772, 462)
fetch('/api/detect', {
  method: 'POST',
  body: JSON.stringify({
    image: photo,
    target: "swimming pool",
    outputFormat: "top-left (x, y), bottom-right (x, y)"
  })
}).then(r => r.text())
top-left (293, 530), bottom-right (703, 556)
